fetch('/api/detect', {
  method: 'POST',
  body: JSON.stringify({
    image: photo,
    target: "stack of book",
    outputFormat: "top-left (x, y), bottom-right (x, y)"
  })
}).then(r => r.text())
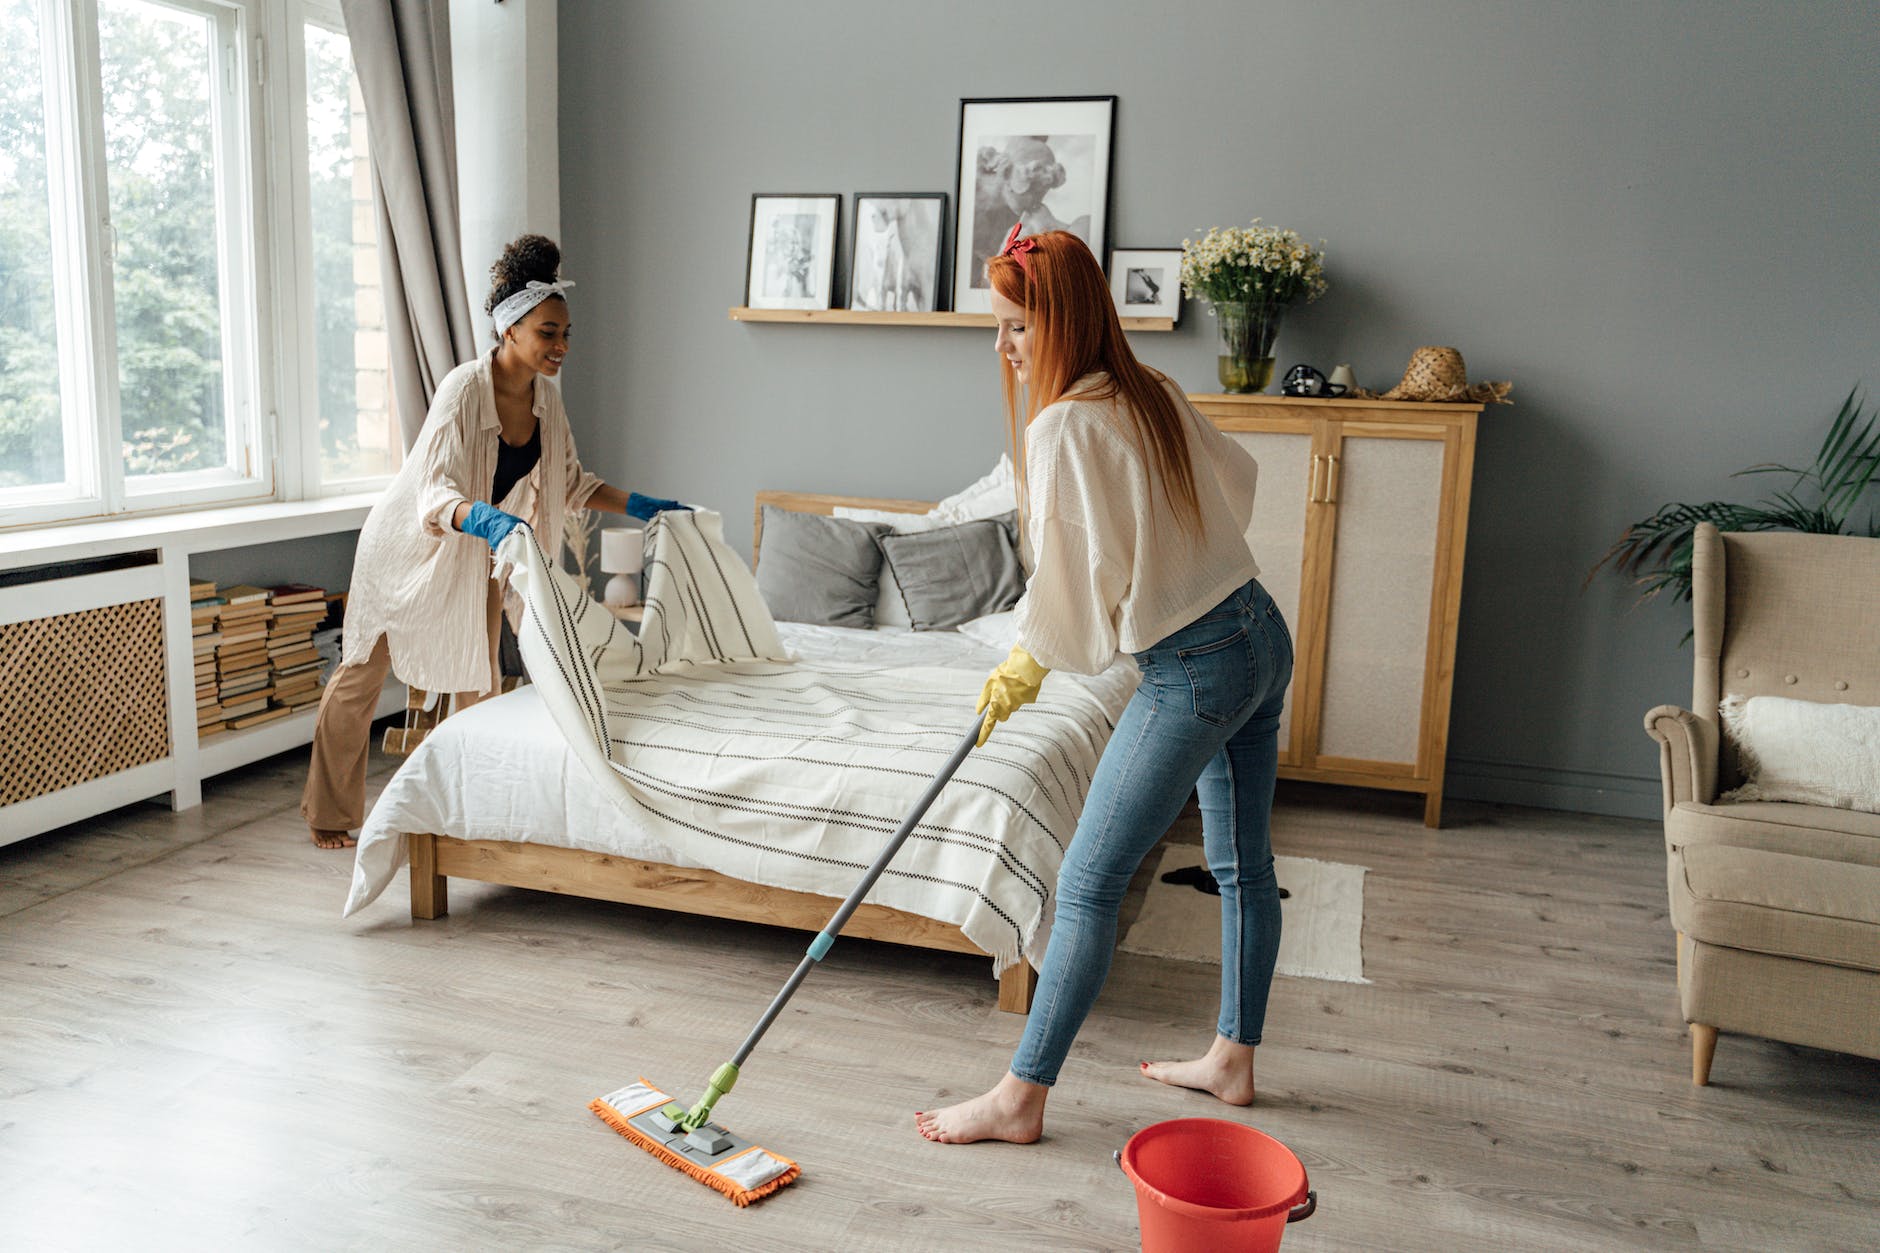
top-left (266, 584), bottom-right (329, 713)
top-left (189, 579), bottom-right (227, 738)
top-left (216, 585), bottom-right (286, 730)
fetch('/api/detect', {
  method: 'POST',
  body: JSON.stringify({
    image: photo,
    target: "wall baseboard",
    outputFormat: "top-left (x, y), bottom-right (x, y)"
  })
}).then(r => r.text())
top-left (1444, 757), bottom-right (1662, 822)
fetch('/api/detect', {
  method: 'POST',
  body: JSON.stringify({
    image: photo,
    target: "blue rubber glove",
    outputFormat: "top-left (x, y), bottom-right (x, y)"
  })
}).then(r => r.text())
top-left (459, 501), bottom-right (523, 551)
top-left (626, 491), bottom-right (692, 523)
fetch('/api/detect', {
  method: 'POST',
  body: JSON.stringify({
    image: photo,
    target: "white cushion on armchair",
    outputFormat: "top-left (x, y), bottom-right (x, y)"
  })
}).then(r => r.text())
top-left (1719, 694), bottom-right (1880, 814)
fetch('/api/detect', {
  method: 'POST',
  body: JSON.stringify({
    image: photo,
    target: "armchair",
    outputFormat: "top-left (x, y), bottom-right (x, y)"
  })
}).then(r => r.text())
top-left (1644, 522), bottom-right (1880, 1084)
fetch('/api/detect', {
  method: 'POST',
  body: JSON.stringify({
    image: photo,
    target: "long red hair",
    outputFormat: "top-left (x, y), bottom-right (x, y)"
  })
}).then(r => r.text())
top-left (986, 231), bottom-right (1201, 535)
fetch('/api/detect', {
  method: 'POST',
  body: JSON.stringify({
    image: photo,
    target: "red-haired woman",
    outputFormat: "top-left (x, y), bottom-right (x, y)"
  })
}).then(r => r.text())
top-left (916, 228), bottom-right (1293, 1145)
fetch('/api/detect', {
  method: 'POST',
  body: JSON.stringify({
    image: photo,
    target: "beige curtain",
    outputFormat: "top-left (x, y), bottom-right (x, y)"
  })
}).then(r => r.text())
top-left (342, 0), bottom-right (477, 451)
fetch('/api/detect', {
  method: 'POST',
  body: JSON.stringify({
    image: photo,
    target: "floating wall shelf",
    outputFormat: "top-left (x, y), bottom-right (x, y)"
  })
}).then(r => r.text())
top-left (729, 307), bottom-right (1175, 332)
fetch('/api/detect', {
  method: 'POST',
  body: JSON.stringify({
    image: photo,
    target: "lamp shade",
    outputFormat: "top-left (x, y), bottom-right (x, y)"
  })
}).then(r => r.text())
top-left (600, 527), bottom-right (645, 575)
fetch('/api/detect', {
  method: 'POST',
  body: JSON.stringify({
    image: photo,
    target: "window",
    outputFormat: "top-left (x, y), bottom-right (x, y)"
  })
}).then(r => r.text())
top-left (300, 13), bottom-right (397, 485)
top-left (0, 0), bottom-right (394, 531)
top-left (0, 0), bottom-right (76, 500)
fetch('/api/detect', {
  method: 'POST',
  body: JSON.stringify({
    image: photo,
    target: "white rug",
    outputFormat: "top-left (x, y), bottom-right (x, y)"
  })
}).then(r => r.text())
top-left (1119, 845), bottom-right (1369, 984)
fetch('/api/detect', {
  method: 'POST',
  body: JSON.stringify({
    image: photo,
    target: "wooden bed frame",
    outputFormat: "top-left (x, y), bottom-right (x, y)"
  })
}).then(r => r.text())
top-left (406, 490), bottom-right (1037, 1013)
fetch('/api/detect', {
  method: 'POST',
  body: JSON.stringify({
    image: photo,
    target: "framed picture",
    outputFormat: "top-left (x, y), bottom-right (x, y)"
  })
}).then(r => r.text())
top-left (952, 96), bottom-right (1116, 314)
top-left (745, 194), bottom-right (841, 310)
top-left (848, 193), bottom-right (948, 313)
top-left (1108, 248), bottom-right (1184, 323)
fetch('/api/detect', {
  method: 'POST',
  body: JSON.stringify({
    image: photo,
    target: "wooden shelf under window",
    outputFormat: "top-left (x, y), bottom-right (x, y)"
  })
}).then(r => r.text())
top-left (728, 307), bottom-right (1175, 332)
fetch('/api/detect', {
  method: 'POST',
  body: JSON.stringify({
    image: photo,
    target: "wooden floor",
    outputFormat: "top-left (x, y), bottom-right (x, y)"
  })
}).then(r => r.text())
top-left (3, 744), bottom-right (1877, 1252)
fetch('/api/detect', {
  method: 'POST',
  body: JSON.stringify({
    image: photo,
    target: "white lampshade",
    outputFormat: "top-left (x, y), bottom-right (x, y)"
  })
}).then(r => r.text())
top-left (599, 527), bottom-right (644, 575)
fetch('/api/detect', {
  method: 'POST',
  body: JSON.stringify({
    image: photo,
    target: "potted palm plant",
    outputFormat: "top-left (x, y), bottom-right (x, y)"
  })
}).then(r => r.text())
top-left (1593, 388), bottom-right (1880, 614)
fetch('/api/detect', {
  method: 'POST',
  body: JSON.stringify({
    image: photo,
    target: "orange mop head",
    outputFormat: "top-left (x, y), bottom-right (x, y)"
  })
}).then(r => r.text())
top-left (589, 1078), bottom-right (800, 1206)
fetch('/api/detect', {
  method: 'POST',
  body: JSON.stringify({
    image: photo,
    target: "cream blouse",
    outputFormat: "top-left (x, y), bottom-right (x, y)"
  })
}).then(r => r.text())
top-left (1014, 373), bottom-right (1261, 676)
top-left (341, 351), bottom-right (604, 693)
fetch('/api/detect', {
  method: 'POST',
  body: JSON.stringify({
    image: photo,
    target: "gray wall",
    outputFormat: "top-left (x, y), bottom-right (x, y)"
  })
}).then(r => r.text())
top-left (556, 0), bottom-right (1880, 820)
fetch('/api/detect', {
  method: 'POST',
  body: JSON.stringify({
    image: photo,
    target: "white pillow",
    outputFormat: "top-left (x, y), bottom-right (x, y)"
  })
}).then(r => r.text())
top-left (832, 506), bottom-right (954, 628)
top-left (932, 453), bottom-right (1019, 522)
top-left (956, 610), bottom-right (1019, 654)
top-left (1719, 694), bottom-right (1880, 814)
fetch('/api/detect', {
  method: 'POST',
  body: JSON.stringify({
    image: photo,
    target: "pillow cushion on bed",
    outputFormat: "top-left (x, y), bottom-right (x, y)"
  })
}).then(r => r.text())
top-left (756, 506), bottom-right (891, 629)
top-left (932, 454), bottom-right (1018, 522)
top-left (878, 513), bottom-right (1024, 631)
top-left (832, 506), bottom-right (955, 629)
top-left (956, 609), bottom-right (1019, 653)
top-left (1718, 694), bottom-right (1880, 814)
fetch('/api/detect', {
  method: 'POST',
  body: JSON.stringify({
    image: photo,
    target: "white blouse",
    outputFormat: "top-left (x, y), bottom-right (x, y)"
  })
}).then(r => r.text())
top-left (341, 351), bottom-right (604, 693)
top-left (1014, 373), bottom-right (1261, 675)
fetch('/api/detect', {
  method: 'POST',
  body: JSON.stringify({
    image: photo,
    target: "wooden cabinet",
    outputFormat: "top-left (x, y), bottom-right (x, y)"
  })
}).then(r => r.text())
top-left (1190, 394), bottom-right (1483, 827)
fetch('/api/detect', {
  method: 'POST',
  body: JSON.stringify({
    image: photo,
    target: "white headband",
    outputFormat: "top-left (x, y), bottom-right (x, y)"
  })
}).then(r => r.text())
top-left (491, 278), bottom-right (574, 336)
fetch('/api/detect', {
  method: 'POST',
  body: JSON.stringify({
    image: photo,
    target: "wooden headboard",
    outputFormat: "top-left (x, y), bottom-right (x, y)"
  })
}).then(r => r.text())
top-left (752, 491), bottom-right (934, 569)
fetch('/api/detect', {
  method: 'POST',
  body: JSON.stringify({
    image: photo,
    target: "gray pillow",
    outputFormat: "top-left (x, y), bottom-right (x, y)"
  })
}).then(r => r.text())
top-left (878, 512), bottom-right (1024, 631)
top-left (756, 506), bottom-right (890, 628)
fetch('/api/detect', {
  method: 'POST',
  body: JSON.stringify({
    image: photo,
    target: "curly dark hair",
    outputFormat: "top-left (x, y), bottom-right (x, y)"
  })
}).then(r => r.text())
top-left (485, 234), bottom-right (561, 316)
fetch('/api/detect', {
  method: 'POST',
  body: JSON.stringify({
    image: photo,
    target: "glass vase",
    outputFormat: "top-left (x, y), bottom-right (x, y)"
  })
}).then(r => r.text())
top-left (1214, 299), bottom-right (1285, 394)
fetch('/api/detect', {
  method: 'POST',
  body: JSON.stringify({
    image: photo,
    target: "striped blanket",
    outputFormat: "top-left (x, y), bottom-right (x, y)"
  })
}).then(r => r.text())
top-left (377, 512), bottom-right (1134, 969)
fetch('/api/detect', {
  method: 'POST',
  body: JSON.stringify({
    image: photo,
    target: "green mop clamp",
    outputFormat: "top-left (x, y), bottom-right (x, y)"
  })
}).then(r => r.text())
top-left (660, 717), bottom-right (985, 1134)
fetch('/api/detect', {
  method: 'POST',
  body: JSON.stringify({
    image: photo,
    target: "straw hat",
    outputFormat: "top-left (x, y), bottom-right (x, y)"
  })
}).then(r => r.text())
top-left (1362, 347), bottom-right (1511, 404)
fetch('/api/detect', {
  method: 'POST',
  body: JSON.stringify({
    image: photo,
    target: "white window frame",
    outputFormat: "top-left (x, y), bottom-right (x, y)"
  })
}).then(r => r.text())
top-left (2, 0), bottom-right (391, 534)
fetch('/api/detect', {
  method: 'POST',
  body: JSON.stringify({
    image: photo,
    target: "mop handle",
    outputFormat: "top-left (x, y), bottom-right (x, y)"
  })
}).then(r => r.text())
top-left (728, 718), bottom-right (984, 1068)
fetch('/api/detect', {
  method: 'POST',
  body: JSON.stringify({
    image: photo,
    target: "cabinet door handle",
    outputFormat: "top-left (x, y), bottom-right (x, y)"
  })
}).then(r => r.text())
top-left (1325, 454), bottom-right (1340, 504)
top-left (1308, 455), bottom-right (1324, 503)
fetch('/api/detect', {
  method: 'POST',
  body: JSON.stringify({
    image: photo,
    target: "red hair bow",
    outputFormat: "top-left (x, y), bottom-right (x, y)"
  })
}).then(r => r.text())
top-left (999, 221), bottom-right (1038, 274)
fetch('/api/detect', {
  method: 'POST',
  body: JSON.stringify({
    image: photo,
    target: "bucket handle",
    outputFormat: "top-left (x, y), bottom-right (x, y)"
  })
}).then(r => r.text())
top-left (1114, 1152), bottom-right (1318, 1224)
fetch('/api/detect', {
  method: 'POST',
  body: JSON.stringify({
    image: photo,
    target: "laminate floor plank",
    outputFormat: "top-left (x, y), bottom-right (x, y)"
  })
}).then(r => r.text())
top-left (2, 749), bottom-right (1876, 1250)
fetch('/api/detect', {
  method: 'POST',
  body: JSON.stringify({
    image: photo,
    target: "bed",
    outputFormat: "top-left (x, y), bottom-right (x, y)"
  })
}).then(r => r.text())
top-left (343, 493), bottom-right (1138, 1011)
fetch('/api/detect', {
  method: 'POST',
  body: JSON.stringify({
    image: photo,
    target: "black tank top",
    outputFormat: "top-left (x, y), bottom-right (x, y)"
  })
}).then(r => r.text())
top-left (491, 424), bottom-right (541, 507)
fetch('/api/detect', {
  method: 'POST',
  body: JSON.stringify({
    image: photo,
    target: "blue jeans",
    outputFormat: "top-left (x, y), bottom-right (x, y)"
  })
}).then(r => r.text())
top-left (1009, 578), bottom-right (1293, 1087)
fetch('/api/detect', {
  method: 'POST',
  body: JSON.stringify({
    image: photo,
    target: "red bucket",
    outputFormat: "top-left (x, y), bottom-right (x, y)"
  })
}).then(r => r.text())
top-left (1116, 1118), bottom-right (1315, 1252)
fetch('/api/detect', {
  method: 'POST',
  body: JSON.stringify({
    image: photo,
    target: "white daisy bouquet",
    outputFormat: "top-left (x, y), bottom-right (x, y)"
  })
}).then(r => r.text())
top-left (1180, 219), bottom-right (1329, 308)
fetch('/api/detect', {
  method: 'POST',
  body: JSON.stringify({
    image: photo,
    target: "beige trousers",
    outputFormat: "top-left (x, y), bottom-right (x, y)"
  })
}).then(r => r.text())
top-left (300, 578), bottom-right (503, 832)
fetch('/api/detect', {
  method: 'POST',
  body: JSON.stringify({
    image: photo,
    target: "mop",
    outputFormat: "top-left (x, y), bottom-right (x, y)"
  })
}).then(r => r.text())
top-left (590, 718), bottom-right (986, 1205)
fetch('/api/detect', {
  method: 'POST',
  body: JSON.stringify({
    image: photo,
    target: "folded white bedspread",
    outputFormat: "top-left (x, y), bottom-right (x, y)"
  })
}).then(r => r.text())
top-left (345, 515), bottom-right (1137, 971)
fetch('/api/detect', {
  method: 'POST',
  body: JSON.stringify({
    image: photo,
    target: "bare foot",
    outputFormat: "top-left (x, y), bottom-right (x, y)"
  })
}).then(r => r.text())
top-left (310, 827), bottom-right (356, 850)
top-left (915, 1073), bottom-right (1046, 1144)
top-left (1140, 1035), bottom-right (1257, 1106)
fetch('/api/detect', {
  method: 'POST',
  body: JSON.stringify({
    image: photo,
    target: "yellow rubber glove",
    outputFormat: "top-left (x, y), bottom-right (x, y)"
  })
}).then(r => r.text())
top-left (976, 645), bottom-right (1050, 747)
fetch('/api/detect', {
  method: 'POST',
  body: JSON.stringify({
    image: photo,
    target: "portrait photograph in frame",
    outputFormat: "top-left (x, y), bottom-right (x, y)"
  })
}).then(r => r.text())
top-left (952, 95), bottom-right (1116, 314)
top-left (848, 193), bottom-right (948, 313)
top-left (1109, 247), bottom-right (1184, 324)
top-left (745, 194), bottom-right (841, 310)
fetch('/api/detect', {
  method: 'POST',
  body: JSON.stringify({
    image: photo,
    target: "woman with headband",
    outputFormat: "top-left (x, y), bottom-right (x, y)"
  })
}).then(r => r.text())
top-left (302, 234), bottom-right (634, 850)
top-left (916, 226), bottom-right (1293, 1144)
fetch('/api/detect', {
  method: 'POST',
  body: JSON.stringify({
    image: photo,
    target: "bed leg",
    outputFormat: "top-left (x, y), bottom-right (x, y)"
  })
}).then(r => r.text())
top-left (410, 833), bottom-right (448, 920)
top-left (998, 960), bottom-right (1035, 1014)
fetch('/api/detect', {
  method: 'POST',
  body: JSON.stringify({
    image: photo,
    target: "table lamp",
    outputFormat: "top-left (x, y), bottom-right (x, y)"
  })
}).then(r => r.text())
top-left (600, 527), bottom-right (645, 607)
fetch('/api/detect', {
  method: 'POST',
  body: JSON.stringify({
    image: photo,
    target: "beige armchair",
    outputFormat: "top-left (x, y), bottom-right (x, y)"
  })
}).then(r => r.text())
top-left (1644, 522), bottom-right (1880, 1084)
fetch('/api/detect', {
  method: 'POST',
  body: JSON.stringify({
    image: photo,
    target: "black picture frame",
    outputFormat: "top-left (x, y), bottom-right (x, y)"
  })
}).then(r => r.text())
top-left (952, 95), bottom-right (1117, 314)
top-left (847, 193), bottom-right (949, 313)
top-left (744, 193), bottom-right (841, 310)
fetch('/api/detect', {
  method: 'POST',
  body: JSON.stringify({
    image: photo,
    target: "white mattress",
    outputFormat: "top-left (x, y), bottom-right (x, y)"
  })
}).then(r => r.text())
top-left (346, 621), bottom-right (1137, 967)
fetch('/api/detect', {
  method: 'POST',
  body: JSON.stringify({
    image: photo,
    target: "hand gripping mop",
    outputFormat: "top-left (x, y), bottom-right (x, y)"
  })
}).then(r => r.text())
top-left (589, 719), bottom-right (985, 1205)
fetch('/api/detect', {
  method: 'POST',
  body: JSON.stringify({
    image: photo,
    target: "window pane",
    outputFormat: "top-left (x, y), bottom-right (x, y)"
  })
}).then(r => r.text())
top-left (306, 22), bottom-right (397, 482)
top-left (0, 0), bottom-right (67, 491)
top-left (99, 0), bottom-right (228, 478)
